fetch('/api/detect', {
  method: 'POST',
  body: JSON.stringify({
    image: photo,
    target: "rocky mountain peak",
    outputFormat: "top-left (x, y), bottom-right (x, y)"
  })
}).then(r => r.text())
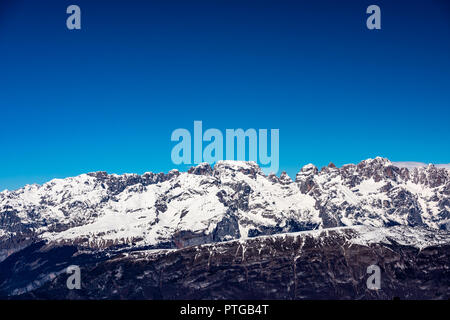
top-left (213, 160), bottom-right (263, 178)
top-left (279, 171), bottom-right (292, 184)
top-left (295, 164), bottom-right (318, 183)
top-left (187, 163), bottom-right (213, 176)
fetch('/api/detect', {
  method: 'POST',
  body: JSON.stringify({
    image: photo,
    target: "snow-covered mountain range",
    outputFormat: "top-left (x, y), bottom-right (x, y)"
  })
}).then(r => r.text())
top-left (1, 157), bottom-right (449, 260)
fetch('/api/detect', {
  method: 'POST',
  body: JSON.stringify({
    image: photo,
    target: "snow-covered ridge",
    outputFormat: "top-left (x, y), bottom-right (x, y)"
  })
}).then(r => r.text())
top-left (393, 161), bottom-right (450, 170)
top-left (0, 157), bottom-right (449, 254)
top-left (129, 225), bottom-right (450, 265)
top-left (193, 225), bottom-right (450, 252)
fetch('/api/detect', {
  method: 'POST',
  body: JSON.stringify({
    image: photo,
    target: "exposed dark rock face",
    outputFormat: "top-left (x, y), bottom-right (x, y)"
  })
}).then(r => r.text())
top-left (319, 205), bottom-right (345, 228)
top-left (4, 226), bottom-right (449, 300)
top-left (212, 212), bottom-right (241, 242)
top-left (188, 163), bottom-right (213, 176)
top-left (296, 164), bottom-right (319, 194)
top-left (386, 188), bottom-right (424, 227)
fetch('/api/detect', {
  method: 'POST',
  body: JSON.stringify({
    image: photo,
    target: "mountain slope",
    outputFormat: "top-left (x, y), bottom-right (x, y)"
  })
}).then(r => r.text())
top-left (4, 225), bottom-right (449, 300)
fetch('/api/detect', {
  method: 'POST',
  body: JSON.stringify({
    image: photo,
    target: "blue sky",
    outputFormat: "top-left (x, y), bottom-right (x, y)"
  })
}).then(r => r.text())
top-left (1, 0), bottom-right (449, 190)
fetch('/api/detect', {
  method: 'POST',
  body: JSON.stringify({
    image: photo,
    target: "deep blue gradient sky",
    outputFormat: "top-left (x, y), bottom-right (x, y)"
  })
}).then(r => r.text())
top-left (1, 0), bottom-right (449, 190)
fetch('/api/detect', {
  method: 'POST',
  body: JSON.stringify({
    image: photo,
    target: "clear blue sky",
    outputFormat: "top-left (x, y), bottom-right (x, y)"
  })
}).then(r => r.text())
top-left (1, 0), bottom-right (449, 190)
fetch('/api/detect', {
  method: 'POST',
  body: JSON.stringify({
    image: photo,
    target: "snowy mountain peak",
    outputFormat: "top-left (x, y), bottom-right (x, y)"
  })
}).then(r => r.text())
top-left (188, 162), bottom-right (213, 175)
top-left (300, 163), bottom-right (318, 173)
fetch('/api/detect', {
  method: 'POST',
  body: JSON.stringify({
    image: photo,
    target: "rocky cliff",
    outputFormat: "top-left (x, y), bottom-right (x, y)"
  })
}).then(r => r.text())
top-left (3, 226), bottom-right (449, 300)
